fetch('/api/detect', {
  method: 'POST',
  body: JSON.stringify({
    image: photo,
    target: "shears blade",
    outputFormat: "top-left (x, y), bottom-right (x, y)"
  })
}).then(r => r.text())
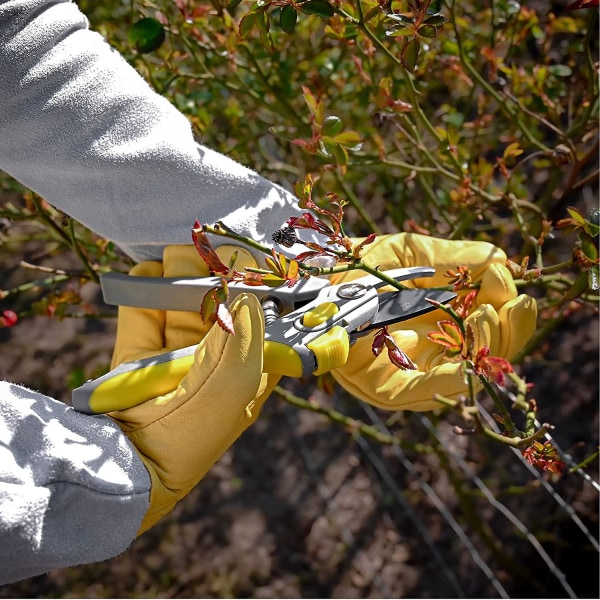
top-left (351, 288), bottom-right (457, 337)
top-left (99, 270), bottom-right (330, 315)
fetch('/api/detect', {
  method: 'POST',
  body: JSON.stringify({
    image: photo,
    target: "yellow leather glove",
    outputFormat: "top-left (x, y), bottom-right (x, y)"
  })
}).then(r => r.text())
top-left (108, 246), bottom-right (278, 535)
top-left (330, 233), bottom-right (537, 412)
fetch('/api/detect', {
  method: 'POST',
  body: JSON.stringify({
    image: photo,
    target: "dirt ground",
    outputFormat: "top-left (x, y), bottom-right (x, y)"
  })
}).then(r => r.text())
top-left (0, 209), bottom-right (598, 599)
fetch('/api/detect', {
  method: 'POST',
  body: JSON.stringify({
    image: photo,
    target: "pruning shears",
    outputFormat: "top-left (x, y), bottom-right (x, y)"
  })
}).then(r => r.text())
top-left (72, 268), bottom-right (456, 414)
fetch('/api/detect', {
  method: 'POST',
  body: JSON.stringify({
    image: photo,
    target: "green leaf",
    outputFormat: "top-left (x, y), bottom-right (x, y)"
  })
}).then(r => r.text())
top-left (301, 0), bottom-right (335, 19)
top-left (228, 0), bottom-right (244, 11)
top-left (503, 142), bottom-right (524, 160)
top-left (443, 111), bottom-right (464, 128)
top-left (386, 25), bottom-right (414, 37)
top-left (255, 8), bottom-right (270, 33)
top-left (401, 38), bottom-right (420, 72)
top-left (426, 1), bottom-right (442, 15)
top-left (259, 30), bottom-right (274, 51)
top-left (363, 5), bottom-right (381, 22)
top-left (417, 24), bottom-right (438, 38)
top-left (581, 236), bottom-right (598, 262)
top-left (322, 115), bottom-right (344, 136)
top-left (424, 14), bottom-right (448, 26)
top-left (343, 23), bottom-right (359, 39)
top-left (548, 64), bottom-right (573, 78)
top-left (239, 11), bottom-right (257, 38)
top-left (320, 137), bottom-right (336, 157)
top-left (332, 130), bottom-right (362, 148)
top-left (200, 287), bottom-right (218, 325)
top-left (567, 206), bottom-right (600, 237)
top-left (280, 5), bottom-right (298, 32)
top-left (386, 12), bottom-right (414, 24)
top-left (332, 144), bottom-right (349, 168)
top-left (548, 16), bottom-right (578, 34)
top-left (227, 250), bottom-right (239, 271)
top-left (563, 270), bottom-right (590, 301)
top-left (302, 85), bottom-right (319, 115)
top-left (128, 18), bottom-right (165, 54)
top-left (566, 206), bottom-right (587, 226)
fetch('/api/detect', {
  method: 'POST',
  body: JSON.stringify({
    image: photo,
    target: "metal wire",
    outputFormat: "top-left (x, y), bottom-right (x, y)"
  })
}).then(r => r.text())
top-left (417, 413), bottom-right (578, 599)
top-left (502, 388), bottom-right (600, 495)
top-left (360, 404), bottom-right (510, 598)
top-left (478, 403), bottom-right (600, 554)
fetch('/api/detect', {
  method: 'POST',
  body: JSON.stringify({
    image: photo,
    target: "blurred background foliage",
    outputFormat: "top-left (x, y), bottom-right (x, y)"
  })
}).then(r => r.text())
top-left (0, 0), bottom-right (598, 597)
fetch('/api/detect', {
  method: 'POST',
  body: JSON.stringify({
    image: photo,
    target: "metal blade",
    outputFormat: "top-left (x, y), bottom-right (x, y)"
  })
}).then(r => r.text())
top-left (100, 271), bottom-right (330, 314)
top-left (351, 288), bottom-right (457, 337)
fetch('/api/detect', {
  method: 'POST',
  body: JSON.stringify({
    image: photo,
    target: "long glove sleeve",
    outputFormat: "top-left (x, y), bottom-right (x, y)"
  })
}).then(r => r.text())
top-left (0, 0), bottom-right (304, 263)
top-left (0, 381), bottom-right (151, 585)
top-left (0, 0), bottom-right (289, 581)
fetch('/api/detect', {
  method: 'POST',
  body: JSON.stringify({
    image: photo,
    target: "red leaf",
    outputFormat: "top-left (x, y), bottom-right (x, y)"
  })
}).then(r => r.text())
top-left (472, 345), bottom-right (514, 386)
top-left (295, 250), bottom-right (328, 263)
top-left (192, 221), bottom-right (229, 274)
top-left (216, 302), bottom-right (235, 334)
top-left (372, 326), bottom-right (417, 370)
top-left (388, 346), bottom-right (417, 370)
top-left (237, 272), bottom-right (267, 286)
top-left (352, 233), bottom-right (377, 258)
top-left (372, 328), bottom-right (387, 356)
top-left (522, 441), bottom-right (566, 475)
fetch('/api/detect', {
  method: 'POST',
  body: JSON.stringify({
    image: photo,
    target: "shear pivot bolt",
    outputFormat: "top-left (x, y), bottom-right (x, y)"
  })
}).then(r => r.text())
top-left (337, 283), bottom-right (367, 299)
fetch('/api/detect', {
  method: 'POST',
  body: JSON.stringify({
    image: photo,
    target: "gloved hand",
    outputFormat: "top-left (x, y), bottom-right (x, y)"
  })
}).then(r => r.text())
top-left (329, 233), bottom-right (537, 412)
top-left (108, 245), bottom-right (279, 535)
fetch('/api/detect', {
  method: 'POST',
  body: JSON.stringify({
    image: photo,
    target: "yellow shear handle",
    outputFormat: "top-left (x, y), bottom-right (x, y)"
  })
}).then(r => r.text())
top-left (263, 326), bottom-right (350, 378)
top-left (73, 328), bottom-right (350, 414)
top-left (307, 326), bottom-right (350, 376)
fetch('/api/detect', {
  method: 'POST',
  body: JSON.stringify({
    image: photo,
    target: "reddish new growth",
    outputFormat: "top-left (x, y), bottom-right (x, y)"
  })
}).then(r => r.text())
top-left (283, 175), bottom-right (376, 263)
top-left (445, 265), bottom-right (478, 318)
top-left (427, 321), bottom-right (514, 384)
top-left (445, 265), bottom-right (473, 291)
top-left (522, 441), bottom-right (566, 475)
top-left (192, 221), bottom-right (305, 333)
top-left (426, 320), bottom-right (466, 359)
top-left (372, 326), bottom-right (417, 371)
top-left (472, 346), bottom-right (514, 386)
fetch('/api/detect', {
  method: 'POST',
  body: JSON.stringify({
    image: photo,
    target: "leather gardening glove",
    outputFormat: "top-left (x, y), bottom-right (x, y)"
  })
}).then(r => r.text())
top-left (108, 246), bottom-right (279, 535)
top-left (329, 233), bottom-right (538, 412)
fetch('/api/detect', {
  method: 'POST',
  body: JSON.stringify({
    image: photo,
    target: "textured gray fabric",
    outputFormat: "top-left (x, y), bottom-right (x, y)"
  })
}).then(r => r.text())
top-left (0, 0), bottom-right (307, 264)
top-left (0, 382), bottom-right (151, 585)
top-left (0, 0), bottom-right (315, 583)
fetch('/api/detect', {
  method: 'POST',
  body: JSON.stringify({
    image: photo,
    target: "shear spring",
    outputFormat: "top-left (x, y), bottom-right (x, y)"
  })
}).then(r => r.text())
top-left (261, 297), bottom-right (282, 326)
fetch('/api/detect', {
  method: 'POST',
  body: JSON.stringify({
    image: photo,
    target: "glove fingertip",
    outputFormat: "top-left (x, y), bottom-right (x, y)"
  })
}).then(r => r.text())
top-left (498, 294), bottom-right (538, 360)
top-left (465, 303), bottom-right (501, 355)
top-left (476, 263), bottom-right (517, 309)
top-left (129, 260), bottom-right (164, 278)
